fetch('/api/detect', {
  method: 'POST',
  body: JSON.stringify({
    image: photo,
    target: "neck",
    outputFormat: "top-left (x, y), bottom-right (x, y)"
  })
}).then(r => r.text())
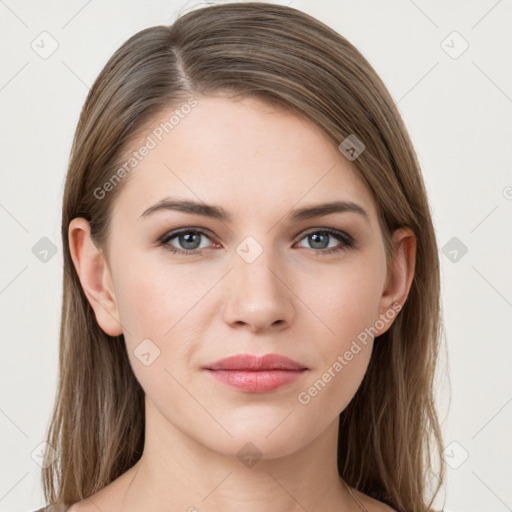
top-left (118, 397), bottom-right (358, 511)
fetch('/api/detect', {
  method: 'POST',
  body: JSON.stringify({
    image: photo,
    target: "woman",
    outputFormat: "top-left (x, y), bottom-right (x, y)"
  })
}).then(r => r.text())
top-left (36, 2), bottom-right (446, 511)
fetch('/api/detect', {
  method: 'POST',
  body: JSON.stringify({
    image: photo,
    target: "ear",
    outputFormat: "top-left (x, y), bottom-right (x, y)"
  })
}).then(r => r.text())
top-left (68, 218), bottom-right (123, 336)
top-left (375, 227), bottom-right (416, 336)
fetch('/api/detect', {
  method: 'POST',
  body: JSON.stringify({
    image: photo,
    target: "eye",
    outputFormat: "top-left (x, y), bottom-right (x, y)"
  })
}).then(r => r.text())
top-left (295, 228), bottom-right (354, 255)
top-left (159, 228), bottom-right (215, 256)
top-left (158, 227), bottom-right (355, 257)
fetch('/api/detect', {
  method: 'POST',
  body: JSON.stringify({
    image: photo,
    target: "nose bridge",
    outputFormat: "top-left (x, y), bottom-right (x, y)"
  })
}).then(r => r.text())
top-left (221, 235), bottom-right (294, 330)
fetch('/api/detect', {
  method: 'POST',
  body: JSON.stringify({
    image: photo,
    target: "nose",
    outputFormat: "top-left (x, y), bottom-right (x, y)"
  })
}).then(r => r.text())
top-left (221, 245), bottom-right (295, 332)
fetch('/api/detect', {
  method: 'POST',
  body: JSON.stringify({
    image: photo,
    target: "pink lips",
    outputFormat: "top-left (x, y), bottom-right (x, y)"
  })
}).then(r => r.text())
top-left (203, 353), bottom-right (308, 393)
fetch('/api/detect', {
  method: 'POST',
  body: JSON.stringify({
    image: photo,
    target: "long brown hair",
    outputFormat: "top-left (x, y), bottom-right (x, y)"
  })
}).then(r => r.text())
top-left (42, 3), bottom-right (446, 510)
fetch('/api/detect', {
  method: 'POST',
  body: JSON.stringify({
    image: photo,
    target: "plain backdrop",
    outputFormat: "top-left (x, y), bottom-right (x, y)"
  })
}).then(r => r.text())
top-left (1, 1), bottom-right (511, 511)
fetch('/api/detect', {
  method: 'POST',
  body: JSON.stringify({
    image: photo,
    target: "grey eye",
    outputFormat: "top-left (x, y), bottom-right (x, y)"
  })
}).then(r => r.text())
top-left (297, 231), bottom-right (343, 250)
top-left (164, 230), bottom-right (212, 251)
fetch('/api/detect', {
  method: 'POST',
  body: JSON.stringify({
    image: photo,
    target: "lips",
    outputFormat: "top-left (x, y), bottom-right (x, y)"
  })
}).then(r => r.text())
top-left (204, 353), bottom-right (308, 371)
top-left (203, 353), bottom-right (308, 393)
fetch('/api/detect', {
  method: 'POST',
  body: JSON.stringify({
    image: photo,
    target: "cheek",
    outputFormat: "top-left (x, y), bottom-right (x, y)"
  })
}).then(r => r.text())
top-left (295, 278), bottom-right (379, 414)
top-left (112, 255), bottom-right (216, 381)
top-left (113, 266), bottom-right (194, 399)
top-left (293, 253), bottom-right (385, 408)
top-left (296, 253), bottom-right (385, 349)
top-left (113, 253), bottom-right (207, 338)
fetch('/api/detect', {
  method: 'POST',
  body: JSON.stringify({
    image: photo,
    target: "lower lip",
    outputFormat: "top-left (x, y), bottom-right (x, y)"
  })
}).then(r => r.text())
top-left (204, 369), bottom-right (307, 393)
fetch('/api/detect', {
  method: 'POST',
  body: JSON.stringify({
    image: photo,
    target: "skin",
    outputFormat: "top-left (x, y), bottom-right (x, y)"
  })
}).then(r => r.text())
top-left (68, 94), bottom-right (415, 512)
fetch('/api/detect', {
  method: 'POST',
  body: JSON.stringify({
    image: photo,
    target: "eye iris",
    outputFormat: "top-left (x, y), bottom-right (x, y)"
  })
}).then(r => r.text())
top-left (179, 232), bottom-right (201, 250)
top-left (309, 232), bottom-right (329, 249)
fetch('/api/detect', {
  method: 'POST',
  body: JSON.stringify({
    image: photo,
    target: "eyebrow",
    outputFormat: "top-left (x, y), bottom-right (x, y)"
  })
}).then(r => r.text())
top-left (140, 197), bottom-right (369, 224)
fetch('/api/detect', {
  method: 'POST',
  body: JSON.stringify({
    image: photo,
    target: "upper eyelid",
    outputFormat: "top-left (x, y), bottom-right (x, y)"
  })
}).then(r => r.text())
top-left (161, 227), bottom-right (211, 238)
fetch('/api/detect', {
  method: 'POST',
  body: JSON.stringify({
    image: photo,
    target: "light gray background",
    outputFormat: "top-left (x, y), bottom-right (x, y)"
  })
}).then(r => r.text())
top-left (1, 1), bottom-right (511, 511)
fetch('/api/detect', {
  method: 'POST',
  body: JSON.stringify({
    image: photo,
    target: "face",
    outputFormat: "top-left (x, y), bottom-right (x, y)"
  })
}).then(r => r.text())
top-left (75, 94), bottom-right (409, 460)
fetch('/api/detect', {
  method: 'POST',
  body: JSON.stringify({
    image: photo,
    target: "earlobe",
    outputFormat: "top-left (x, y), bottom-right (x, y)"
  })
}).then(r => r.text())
top-left (376, 227), bottom-right (416, 336)
top-left (68, 218), bottom-right (124, 337)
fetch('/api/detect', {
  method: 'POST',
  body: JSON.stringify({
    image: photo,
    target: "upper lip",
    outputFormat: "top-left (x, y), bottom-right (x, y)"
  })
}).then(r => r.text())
top-left (204, 353), bottom-right (308, 371)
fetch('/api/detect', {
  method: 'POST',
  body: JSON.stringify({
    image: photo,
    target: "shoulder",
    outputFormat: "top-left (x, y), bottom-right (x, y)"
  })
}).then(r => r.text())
top-left (351, 487), bottom-right (445, 512)
top-left (350, 487), bottom-right (397, 511)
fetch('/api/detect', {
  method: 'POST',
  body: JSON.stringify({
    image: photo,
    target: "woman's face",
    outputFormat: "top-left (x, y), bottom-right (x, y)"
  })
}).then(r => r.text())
top-left (76, 94), bottom-right (411, 459)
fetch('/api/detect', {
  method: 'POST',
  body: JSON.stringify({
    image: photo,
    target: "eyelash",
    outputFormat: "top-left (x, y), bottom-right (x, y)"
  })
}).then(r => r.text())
top-left (158, 227), bottom-right (355, 257)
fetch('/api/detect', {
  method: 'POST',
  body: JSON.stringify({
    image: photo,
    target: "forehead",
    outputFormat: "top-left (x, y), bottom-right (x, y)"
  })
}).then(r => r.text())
top-left (111, 94), bottom-right (376, 224)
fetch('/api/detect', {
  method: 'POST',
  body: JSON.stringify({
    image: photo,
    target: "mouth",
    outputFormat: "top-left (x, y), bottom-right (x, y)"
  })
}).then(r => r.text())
top-left (203, 353), bottom-right (309, 393)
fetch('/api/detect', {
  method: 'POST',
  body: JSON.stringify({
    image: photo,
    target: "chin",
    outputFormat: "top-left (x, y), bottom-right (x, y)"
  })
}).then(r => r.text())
top-left (193, 419), bottom-right (313, 462)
